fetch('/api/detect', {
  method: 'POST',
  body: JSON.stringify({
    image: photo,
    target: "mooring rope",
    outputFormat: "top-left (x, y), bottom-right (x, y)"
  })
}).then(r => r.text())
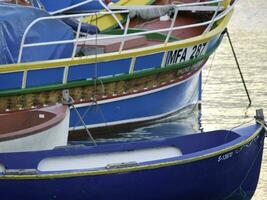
top-left (201, 50), bottom-right (216, 94)
top-left (225, 28), bottom-right (252, 107)
top-left (94, 12), bottom-right (99, 98)
top-left (73, 12), bottom-right (108, 129)
top-left (92, 12), bottom-right (109, 129)
top-left (62, 90), bottom-right (97, 146)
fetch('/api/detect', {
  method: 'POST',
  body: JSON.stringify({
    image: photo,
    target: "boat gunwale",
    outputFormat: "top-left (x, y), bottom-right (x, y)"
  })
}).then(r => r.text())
top-left (0, 105), bottom-right (68, 142)
top-left (0, 123), bottom-right (264, 180)
top-left (0, 8), bottom-right (233, 73)
top-left (0, 38), bottom-right (218, 98)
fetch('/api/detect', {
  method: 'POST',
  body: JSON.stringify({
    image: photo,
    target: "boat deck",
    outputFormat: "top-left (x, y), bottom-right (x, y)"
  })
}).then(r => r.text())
top-left (78, 11), bottom-right (210, 55)
top-left (134, 14), bottom-right (207, 39)
top-left (0, 105), bottom-right (67, 141)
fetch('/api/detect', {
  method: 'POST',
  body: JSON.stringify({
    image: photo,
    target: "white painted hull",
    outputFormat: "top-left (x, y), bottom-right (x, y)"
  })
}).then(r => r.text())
top-left (0, 109), bottom-right (70, 153)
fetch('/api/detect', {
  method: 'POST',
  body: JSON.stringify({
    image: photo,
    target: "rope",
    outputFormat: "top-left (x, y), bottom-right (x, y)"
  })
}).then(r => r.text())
top-left (201, 50), bottom-right (216, 94)
top-left (71, 103), bottom-right (97, 146)
top-left (62, 90), bottom-right (97, 146)
top-left (73, 102), bottom-right (96, 128)
top-left (94, 12), bottom-right (98, 96)
top-left (72, 12), bottom-right (109, 130)
top-left (229, 119), bottom-right (254, 132)
top-left (73, 13), bottom-right (109, 133)
top-left (222, 118), bottom-right (254, 143)
top-left (225, 28), bottom-right (252, 107)
top-left (93, 12), bottom-right (109, 129)
top-left (201, 31), bottom-right (253, 129)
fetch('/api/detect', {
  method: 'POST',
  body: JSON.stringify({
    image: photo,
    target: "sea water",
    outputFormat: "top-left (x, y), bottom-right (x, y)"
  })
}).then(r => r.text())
top-left (94, 0), bottom-right (267, 198)
top-left (201, 0), bottom-right (267, 198)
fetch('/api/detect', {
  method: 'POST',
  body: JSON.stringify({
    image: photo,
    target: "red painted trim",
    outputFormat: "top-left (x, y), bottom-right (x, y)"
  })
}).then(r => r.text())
top-left (0, 105), bottom-right (68, 142)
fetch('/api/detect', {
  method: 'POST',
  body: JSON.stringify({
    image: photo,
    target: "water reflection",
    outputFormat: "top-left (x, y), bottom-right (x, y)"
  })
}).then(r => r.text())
top-left (74, 106), bottom-right (201, 145)
top-left (201, 0), bottom-right (267, 197)
top-left (74, 0), bottom-right (267, 198)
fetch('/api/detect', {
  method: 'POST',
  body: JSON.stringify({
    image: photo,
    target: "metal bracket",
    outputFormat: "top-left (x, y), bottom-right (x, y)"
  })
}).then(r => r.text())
top-left (255, 109), bottom-right (267, 137)
top-left (61, 90), bottom-right (97, 146)
top-left (62, 90), bottom-right (74, 105)
top-left (255, 109), bottom-right (265, 122)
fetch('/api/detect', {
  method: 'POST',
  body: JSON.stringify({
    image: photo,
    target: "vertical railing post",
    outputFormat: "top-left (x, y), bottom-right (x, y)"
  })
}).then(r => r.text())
top-left (164, 8), bottom-right (179, 46)
top-left (203, 1), bottom-right (220, 34)
top-left (21, 70), bottom-right (28, 89)
top-left (18, 37), bottom-right (26, 64)
top-left (17, 15), bottom-right (28, 89)
top-left (119, 14), bottom-right (130, 53)
top-left (98, 0), bottom-right (124, 30)
top-left (72, 17), bottom-right (83, 58)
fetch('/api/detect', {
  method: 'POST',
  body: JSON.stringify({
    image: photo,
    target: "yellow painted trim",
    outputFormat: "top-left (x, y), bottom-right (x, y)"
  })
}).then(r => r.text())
top-left (0, 11), bottom-right (233, 74)
top-left (221, 0), bottom-right (231, 9)
top-left (0, 124), bottom-right (263, 180)
top-left (82, 0), bottom-right (154, 31)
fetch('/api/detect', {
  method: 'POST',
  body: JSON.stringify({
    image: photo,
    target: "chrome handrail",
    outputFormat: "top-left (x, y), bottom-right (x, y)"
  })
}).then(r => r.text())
top-left (17, 9), bottom-right (129, 63)
top-left (17, 0), bottom-right (235, 63)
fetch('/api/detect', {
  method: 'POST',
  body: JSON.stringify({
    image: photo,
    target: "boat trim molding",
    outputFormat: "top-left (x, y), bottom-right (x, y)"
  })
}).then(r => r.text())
top-left (0, 124), bottom-right (264, 180)
top-left (0, 9), bottom-right (233, 73)
top-left (0, 39), bottom-right (219, 97)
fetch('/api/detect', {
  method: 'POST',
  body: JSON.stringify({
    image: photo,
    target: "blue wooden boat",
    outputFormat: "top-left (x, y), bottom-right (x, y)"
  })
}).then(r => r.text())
top-left (0, 114), bottom-right (265, 200)
top-left (0, 0), bottom-right (237, 133)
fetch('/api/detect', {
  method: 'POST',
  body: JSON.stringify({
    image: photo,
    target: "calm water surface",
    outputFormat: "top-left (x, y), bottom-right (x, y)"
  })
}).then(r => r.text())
top-left (94, 0), bottom-right (267, 199)
top-left (201, 1), bottom-right (267, 199)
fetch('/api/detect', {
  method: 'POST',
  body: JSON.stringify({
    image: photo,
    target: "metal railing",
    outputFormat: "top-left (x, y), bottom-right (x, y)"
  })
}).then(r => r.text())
top-left (17, 0), bottom-right (236, 63)
top-left (48, 0), bottom-right (124, 29)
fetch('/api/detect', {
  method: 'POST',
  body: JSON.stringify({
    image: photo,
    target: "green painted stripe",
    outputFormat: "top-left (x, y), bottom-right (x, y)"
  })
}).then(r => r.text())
top-left (103, 28), bottom-right (179, 42)
top-left (0, 10), bottom-right (233, 73)
top-left (99, 0), bottom-right (156, 33)
top-left (0, 125), bottom-right (263, 180)
top-left (0, 42), bottom-right (218, 97)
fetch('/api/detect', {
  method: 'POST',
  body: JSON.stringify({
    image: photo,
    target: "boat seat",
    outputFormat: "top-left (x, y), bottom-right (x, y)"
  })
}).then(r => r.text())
top-left (38, 146), bottom-right (183, 172)
top-left (0, 105), bottom-right (67, 142)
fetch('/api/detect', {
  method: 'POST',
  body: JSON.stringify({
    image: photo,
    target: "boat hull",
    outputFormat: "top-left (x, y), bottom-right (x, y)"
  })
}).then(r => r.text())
top-left (70, 62), bottom-right (202, 131)
top-left (0, 105), bottom-right (70, 152)
top-left (0, 124), bottom-right (265, 200)
top-left (0, 4), bottom-right (232, 132)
